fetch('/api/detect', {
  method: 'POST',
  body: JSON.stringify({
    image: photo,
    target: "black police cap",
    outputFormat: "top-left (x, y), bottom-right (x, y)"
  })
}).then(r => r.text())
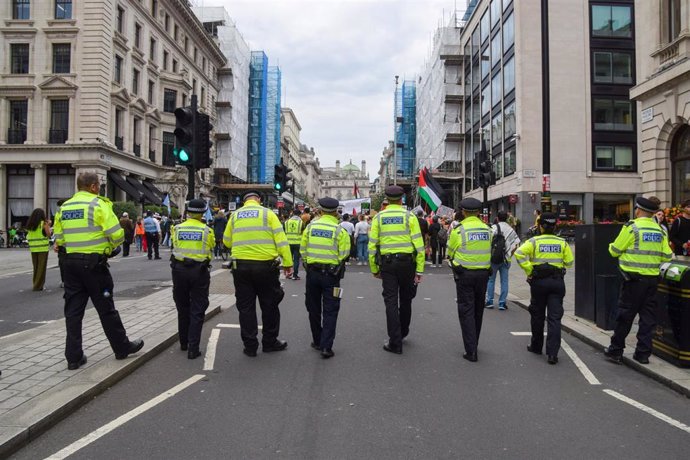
top-left (541, 212), bottom-right (558, 226)
top-left (242, 190), bottom-right (261, 201)
top-left (187, 198), bottom-right (207, 213)
top-left (636, 197), bottom-right (659, 213)
top-left (385, 185), bottom-right (404, 199)
top-left (318, 197), bottom-right (339, 212)
top-left (460, 197), bottom-right (482, 211)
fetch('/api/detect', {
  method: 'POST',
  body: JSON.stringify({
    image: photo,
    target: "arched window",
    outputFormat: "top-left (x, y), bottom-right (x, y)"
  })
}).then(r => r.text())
top-left (671, 124), bottom-right (690, 204)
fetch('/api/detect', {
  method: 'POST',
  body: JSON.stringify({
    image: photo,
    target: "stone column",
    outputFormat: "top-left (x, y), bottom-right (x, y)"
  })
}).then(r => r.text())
top-left (31, 163), bottom-right (47, 211)
top-left (0, 164), bottom-right (7, 233)
top-left (583, 192), bottom-right (594, 224)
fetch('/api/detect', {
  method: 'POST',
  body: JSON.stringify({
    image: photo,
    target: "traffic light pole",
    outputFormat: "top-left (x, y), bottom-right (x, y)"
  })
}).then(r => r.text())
top-left (186, 95), bottom-right (197, 201)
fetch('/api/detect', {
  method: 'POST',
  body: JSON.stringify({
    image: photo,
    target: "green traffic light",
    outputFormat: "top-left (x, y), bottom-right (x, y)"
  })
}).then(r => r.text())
top-left (274, 183), bottom-right (282, 190)
top-left (179, 149), bottom-right (189, 162)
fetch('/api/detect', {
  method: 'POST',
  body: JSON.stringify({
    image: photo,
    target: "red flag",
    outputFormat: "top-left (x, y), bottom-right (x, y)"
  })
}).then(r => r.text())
top-left (353, 182), bottom-right (359, 199)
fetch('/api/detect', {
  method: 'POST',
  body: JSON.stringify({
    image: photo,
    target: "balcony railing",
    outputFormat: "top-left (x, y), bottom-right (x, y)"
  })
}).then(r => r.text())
top-left (7, 129), bottom-right (27, 145)
top-left (149, 149), bottom-right (156, 162)
top-left (49, 129), bottom-right (67, 144)
top-left (115, 136), bottom-right (124, 151)
top-left (133, 143), bottom-right (141, 157)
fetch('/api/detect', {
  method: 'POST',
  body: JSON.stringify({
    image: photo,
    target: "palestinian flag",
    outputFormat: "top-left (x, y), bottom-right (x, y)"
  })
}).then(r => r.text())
top-left (418, 167), bottom-right (443, 211)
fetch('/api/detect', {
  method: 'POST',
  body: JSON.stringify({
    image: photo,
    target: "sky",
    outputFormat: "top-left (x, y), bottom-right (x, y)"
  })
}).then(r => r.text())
top-left (196, 0), bottom-right (464, 179)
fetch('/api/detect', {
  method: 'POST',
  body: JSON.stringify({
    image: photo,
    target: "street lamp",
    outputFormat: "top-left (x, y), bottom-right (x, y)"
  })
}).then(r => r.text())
top-left (393, 75), bottom-right (399, 186)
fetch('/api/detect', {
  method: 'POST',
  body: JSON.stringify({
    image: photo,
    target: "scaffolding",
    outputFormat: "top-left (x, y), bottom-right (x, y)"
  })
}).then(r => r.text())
top-left (395, 80), bottom-right (416, 179)
top-left (248, 51), bottom-right (268, 183)
top-left (266, 66), bottom-right (282, 183)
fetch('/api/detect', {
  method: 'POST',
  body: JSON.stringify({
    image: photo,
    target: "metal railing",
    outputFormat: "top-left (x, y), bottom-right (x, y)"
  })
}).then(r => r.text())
top-left (7, 129), bottom-right (26, 145)
top-left (49, 129), bottom-right (67, 144)
top-left (133, 144), bottom-right (141, 157)
top-left (115, 136), bottom-right (124, 150)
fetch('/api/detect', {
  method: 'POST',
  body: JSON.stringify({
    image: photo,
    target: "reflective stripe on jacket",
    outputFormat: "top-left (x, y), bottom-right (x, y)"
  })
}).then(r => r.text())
top-left (367, 204), bottom-right (425, 273)
top-left (448, 216), bottom-right (492, 270)
top-left (285, 216), bottom-right (304, 245)
top-left (28, 220), bottom-right (50, 253)
top-left (515, 234), bottom-right (574, 276)
top-left (172, 218), bottom-right (214, 262)
top-left (609, 217), bottom-right (672, 276)
top-left (53, 191), bottom-right (124, 254)
top-left (222, 201), bottom-right (293, 265)
top-left (300, 214), bottom-right (351, 265)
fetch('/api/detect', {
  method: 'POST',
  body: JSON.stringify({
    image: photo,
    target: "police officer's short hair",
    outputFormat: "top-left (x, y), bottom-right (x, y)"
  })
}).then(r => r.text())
top-left (77, 172), bottom-right (99, 190)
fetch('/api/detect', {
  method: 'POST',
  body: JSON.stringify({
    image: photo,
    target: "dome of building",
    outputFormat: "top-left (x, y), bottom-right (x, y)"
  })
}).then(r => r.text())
top-left (342, 160), bottom-right (360, 174)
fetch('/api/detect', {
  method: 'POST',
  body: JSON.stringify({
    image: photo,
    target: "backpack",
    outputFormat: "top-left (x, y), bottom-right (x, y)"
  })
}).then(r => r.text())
top-left (490, 223), bottom-right (506, 264)
top-left (438, 226), bottom-right (448, 243)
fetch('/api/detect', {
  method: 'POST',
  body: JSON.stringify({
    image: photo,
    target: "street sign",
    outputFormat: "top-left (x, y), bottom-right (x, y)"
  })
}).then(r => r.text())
top-left (227, 202), bottom-right (236, 211)
top-left (277, 200), bottom-right (284, 208)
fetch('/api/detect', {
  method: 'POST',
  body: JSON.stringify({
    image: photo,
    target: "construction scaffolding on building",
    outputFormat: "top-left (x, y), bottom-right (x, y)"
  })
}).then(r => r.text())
top-left (396, 80), bottom-right (417, 179)
top-left (248, 51), bottom-right (268, 183)
top-left (266, 66), bottom-right (282, 184)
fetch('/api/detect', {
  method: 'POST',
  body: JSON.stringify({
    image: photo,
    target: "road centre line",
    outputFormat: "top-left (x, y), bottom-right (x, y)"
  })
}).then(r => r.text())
top-left (216, 323), bottom-right (262, 330)
top-left (44, 374), bottom-right (206, 460)
top-left (203, 328), bottom-right (221, 371)
top-left (603, 389), bottom-right (690, 435)
top-left (560, 339), bottom-right (601, 385)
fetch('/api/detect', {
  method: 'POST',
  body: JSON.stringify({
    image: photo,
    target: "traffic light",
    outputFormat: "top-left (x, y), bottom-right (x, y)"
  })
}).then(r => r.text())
top-left (173, 106), bottom-right (195, 166)
top-left (478, 160), bottom-right (495, 189)
top-left (273, 159), bottom-right (292, 192)
top-left (194, 112), bottom-right (213, 169)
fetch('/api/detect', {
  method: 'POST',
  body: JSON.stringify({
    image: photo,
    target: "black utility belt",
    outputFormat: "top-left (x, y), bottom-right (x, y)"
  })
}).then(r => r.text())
top-left (619, 270), bottom-right (658, 282)
top-left (172, 257), bottom-right (209, 267)
top-left (234, 259), bottom-right (277, 266)
top-left (308, 263), bottom-right (338, 271)
top-left (453, 265), bottom-right (491, 273)
top-left (531, 265), bottom-right (565, 279)
top-left (64, 253), bottom-right (102, 261)
top-left (381, 253), bottom-right (414, 263)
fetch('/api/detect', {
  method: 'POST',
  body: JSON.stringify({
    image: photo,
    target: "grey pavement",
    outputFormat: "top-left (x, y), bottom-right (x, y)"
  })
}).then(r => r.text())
top-left (0, 267), bottom-right (235, 457)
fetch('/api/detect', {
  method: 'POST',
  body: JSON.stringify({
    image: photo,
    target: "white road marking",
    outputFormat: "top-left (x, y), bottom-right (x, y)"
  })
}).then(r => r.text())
top-left (216, 323), bottom-right (262, 330)
top-left (510, 332), bottom-right (537, 336)
top-left (19, 320), bottom-right (31, 324)
top-left (356, 296), bottom-right (364, 299)
top-left (203, 328), bottom-right (221, 371)
top-left (423, 298), bottom-right (431, 301)
top-left (603, 389), bottom-right (690, 435)
top-left (44, 374), bottom-right (206, 460)
top-left (560, 339), bottom-right (601, 385)
top-left (291, 294), bottom-right (298, 297)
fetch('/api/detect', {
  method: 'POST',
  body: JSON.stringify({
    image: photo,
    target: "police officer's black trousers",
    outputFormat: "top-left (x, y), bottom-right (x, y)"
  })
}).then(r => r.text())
top-left (609, 276), bottom-right (658, 358)
top-left (63, 258), bottom-right (130, 363)
top-left (454, 269), bottom-right (489, 354)
top-left (305, 269), bottom-right (341, 351)
top-left (528, 276), bottom-right (565, 357)
top-left (145, 232), bottom-right (159, 259)
top-left (172, 263), bottom-right (210, 352)
top-left (290, 244), bottom-right (301, 277)
top-left (232, 262), bottom-right (283, 351)
top-left (380, 259), bottom-right (416, 349)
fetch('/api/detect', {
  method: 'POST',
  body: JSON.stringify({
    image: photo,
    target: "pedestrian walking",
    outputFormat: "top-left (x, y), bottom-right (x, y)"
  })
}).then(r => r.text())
top-left (160, 215), bottom-right (171, 247)
top-left (604, 197), bottom-right (673, 365)
top-left (135, 218), bottom-right (145, 252)
top-left (301, 197), bottom-right (351, 358)
top-left (53, 172), bottom-right (143, 370)
top-left (340, 214), bottom-right (355, 265)
top-left (669, 198), bottom-right (690, 256)
top-left (354, 214), bottom-right (370, 265)
top-left (437, 218), bottom-right (449, 263)
top-left (447, 198), bottom-right (492, 362)
top-left (143, 210), bottom-right (161, 260)
top-left (515, 212), bottom-right (573, 364)
top-left (171, 199), bottom-right (214, 359)
top-left (368, 185), bottom-right (425, 354)
top-left (285, 209), bottom-right (304, 280)
top-left (223, 191), bottom-right (293, 357)
top-left (119, 212), bottom-right (134, 257)
top-left (212, 210), bottom-right (228, 259)
top-left (485, 211), bottom-right (521, 310)
top-left (26, 208), bottom-right (51, 291)
top-left (428, 216), bottom-right (441, 267)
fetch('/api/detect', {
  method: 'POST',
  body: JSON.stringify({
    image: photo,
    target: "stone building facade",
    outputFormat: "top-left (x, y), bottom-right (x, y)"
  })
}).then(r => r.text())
top-left (0, 0), bottom-right (225, 230)
top-left (321, 160), bottom-right (370, 201)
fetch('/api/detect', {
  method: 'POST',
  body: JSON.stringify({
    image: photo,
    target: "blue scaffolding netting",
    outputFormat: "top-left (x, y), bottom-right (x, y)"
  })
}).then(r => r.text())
top-left (248, 51), bottom-right (268, 183)
top-left (266, 66), bottom-right (282, 183)
top-left (395, 80), bottom-right (417, 179)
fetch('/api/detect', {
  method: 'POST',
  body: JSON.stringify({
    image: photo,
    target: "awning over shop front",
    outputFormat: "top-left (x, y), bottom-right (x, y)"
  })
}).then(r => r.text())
top-left (108, 172), bottom-right (142, 201)
top-left (142, 180), bottom-right (177, 207)
top-left (125, 176), bottom-right (162, 205)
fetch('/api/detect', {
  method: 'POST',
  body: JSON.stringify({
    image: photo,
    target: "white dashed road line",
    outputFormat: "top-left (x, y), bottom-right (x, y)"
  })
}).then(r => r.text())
top-left (603, 389), bottom-right (690, 435)
top-left (216, 323), bottom-right (262, 330)
top-left (203, 328), bottom-right (221, 371)
top-left (560, 339), bottom-right (601, 385)
top-left (44, 374), bottom-right (206, 460)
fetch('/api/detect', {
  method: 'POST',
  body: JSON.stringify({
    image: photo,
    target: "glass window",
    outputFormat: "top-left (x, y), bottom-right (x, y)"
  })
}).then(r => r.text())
top-left (114, 55), bottom-right (123, 83)
top-left (174, 24), bottom-right (179, 41)
top-left (164, 89), bottom-right (177, 113)
top-left (594, 52), bottom-right (632, 84)
top-left (117, 7), bottom-right (124, 34)
top-left (10, 44), bottom-right (29, 74)
top-left (593, 98), bottom-right (633, 131)
top-left (669, 0), bottom-right (681, 42)
top-left (482, 122), bottom-right (491, 151)
top-left (55, 0), bottom-right (72, 19)
top-left (49, 99), bottom-right (69, 144)
top-left (491, 72), bottom-right (502, 107)
top-left (472, 96), bottom-right (480, 125)
top-left (481, 45), bottom-right (490, 80)
top-left (163, 50), bottom-right (169, 70)
top-left (482, 85), bottom-right (490, 116)
top-left (472, 26), bottom-right (480, 55)
top-left (164, 13), bottom-right (170, 32)
top-left (592, 5), bottom-right (632, 38)
top-left (13, 0), bottom-right (30, 20)
top-left (493, 150), bottom-right (503, 180)
top-left (595, 145), bottom-right (634, 170)
top-left (480, 9), bottom-right (490, 43)
top-left (148, 80), bottom-right (155, 104)
top-left (149, 38), bottom-right (156, 61)
top-left (503, 13), bottom-right (514, 52)
top-left (671, 126), bottom-right (690, 203)
top-left (8, 100), bottom-right (28, 144)
top-left (172, 59), bottom-right (178, 72)
top-left (132, 68), bottom-right (140, 95)
top-left (151, 0), bottom-right (158, 17)
top-left (504, 102), bottom-right (516, 139)
top-left (52, 43), bottom-right (71, 74)
top-left (491, 0), bottom-right (501, 28)
top-left (491, 32), bottom-right (502, 68)
top-left (503, 56), bottom-right (515, 95)
top-left (135, 24), bottom-right (142, 48)
top-left (502, 0), bottom-right (512, 11)
top-left (491, 112), bottom-right (502, 147)
top-left (465, 98), bottom-right (472, 131)
top-left (504, 147), bottom-right (516, 176)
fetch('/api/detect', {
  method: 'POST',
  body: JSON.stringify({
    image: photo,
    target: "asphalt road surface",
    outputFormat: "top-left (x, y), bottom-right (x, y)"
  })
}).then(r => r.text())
top-left (0, 250), bottom-right (175, 338)
top-left (11, 265), bottom-right (690, 459)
